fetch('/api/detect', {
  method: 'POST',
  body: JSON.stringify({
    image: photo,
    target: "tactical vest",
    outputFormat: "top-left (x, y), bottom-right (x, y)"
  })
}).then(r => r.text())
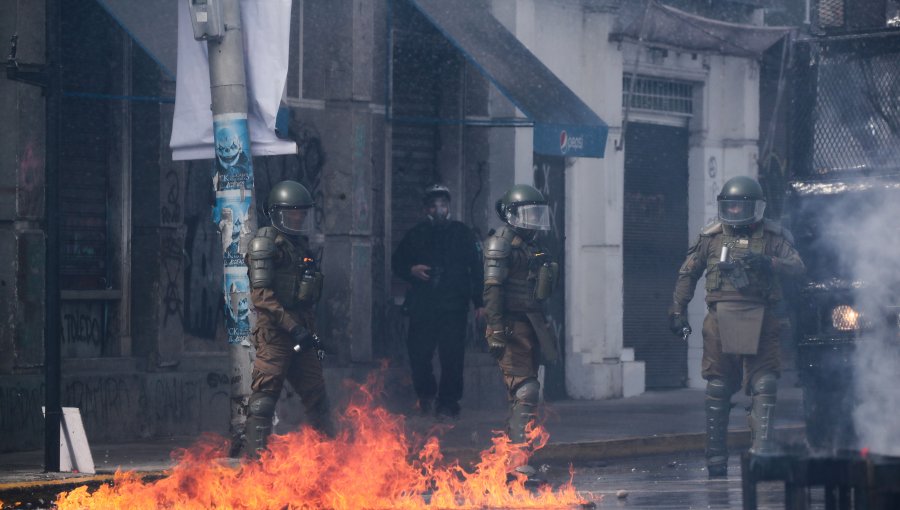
top-left (273, 235), bottom-right (323, 308)
top-left (704, 226), bottom-right (780, 301)
top-left (500, 229), bottom-right (546, 313)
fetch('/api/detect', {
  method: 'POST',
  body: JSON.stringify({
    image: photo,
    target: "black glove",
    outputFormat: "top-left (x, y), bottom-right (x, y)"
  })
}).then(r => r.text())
top-left (668, 312), bottom-right (691, 337)
top-left (741, 253), bottom-right (773, 273)
top-left (486, 327), bottom-right (507, 360)
top-left (290, 326), bottom-right (315, 352)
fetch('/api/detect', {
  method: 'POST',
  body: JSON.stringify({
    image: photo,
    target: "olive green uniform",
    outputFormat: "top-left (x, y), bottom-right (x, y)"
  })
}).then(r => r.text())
top-left (672, 219), bottom-right (804, 471)
top-left (673, 219), bottom-right (804, 387)
top-left (483, 226), bottom-right (558, 445)
top-left (244, 227), bottom-right (331, 455)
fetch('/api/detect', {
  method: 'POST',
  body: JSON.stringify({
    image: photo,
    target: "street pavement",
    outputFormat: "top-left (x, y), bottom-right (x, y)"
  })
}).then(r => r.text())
top-left (0, 371), bottom-right (807, 507)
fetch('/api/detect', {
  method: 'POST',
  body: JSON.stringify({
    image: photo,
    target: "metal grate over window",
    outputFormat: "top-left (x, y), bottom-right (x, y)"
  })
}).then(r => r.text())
top-left (804, 45), bottom-right (900, 176)
top-left (622, 75), bottom-right (694, 116)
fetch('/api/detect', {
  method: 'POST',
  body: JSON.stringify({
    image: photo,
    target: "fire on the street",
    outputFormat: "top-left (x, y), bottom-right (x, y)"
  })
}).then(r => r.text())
top-left (55, 379), bottom-right (590, 509)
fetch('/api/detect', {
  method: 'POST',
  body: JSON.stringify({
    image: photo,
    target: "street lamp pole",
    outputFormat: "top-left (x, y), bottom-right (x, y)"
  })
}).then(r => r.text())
top-left (190, 0), bottom-right (257, 454)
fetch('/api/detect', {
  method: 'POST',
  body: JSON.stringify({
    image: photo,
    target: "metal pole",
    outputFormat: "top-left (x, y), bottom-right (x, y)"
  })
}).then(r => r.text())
top-left (43, 0), bottom-right (62, 472)
top-left (205, 0), bottom-right (256, 454)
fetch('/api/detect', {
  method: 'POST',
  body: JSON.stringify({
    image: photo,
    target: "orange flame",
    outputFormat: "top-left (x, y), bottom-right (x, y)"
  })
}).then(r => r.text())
top-left (56, 373), bottom-right (590, 509)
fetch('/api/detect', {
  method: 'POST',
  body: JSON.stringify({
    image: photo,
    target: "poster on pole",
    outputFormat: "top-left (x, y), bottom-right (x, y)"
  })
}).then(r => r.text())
top-left (214, 190), bottom-right (253, 268)
top-left (224, 267), bottom-right (252, 345)
top-left (213, 114), bottom-right (254, 192)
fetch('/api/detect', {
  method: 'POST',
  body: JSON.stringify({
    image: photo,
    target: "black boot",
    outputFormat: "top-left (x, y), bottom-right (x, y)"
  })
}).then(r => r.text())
top-left (246, 392), bottom-right (277, 458)
top-left (705, 379), bottom-right (731, 479)
top-left (748, 373), bottom-right (777, 455)
top-left (306, 395), bottom-right (336, 438)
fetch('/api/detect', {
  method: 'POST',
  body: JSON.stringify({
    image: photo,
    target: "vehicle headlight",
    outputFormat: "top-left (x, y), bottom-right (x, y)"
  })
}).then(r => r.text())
top-left (832, 305), bottom-right (860, 331)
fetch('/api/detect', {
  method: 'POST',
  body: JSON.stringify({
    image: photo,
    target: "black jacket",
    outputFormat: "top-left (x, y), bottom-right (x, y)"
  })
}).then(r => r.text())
top-left (392, 220), bottom-right (484, 313)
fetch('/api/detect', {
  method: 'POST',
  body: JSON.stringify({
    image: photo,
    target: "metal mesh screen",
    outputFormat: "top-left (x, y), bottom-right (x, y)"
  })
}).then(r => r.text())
top-left (816, 0), bottom-right (845, 28)
top-left (791, 35), bottom-right (900, 178)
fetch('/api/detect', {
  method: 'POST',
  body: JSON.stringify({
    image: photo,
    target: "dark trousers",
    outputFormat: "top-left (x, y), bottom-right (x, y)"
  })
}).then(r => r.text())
top-left (406, 308), bottom-right (468, 408)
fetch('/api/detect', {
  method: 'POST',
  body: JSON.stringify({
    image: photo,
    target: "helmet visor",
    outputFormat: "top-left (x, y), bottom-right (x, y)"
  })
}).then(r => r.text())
top-left (508, 204), bottom-right (551, 231)
top-left (718, 199), bottom-right (765, 226)
top-left (272, 208), bottom-right (311, 235)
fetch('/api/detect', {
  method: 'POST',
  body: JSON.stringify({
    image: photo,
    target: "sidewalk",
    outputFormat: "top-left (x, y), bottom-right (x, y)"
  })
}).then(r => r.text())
top-left (0, 379), bottom-right (806, 495)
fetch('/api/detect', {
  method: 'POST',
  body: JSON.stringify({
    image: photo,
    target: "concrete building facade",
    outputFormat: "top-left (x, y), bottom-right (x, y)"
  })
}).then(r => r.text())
top-left (0, 0), bottom-right (783, 452)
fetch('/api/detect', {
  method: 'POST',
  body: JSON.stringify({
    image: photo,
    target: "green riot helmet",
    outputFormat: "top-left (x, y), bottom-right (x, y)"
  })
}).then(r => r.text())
top-left (717, 176), bottom-right (766, 227)
top-left (495, 184), bottom-right (551, 232)
top-left (266, 180), bottom-right (314, 235)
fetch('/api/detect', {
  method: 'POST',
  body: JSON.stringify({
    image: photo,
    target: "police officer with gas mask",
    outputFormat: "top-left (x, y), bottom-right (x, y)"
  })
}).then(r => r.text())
top-left (392, 184), bottom-right (485, 419)
top-left (483, 184), bottom-right (560, 480)
top-left (668, 176), bottom-right (804, 478)
top-left (244, 180), bottom-right (333, 457)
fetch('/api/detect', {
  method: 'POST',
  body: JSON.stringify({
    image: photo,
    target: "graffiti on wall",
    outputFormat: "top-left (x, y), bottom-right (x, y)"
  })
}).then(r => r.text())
top-left (0, 372), bottom-right (232, 450)
top-left (184, 210), bottom-right (222, 340)
top-left (161, 230), bottom-right (184, 327)
top-left (61, 301), bottom-right (105, 358)
top-left (0, 384), bottom-right (44, 449)
top-left (161, 168), bottom-right (183, 225)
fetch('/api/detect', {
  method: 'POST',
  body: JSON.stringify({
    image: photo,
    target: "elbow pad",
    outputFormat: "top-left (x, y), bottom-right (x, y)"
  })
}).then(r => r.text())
top-left (483, 235), bottom-right (511, 286)
top-left (248, 232), bottom-right (277, 288)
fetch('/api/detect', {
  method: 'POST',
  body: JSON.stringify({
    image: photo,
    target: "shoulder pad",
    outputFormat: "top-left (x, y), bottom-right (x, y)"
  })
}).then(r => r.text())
top-left (484, 232), bottom-right (511, 259)
top-left (763, 219), bottom-right (795, 244)
top-left (249, 234), bottom-right (276, 259)
top-left (701, 221), bottom-right (723, 236)
top-left (257, 226), bottom-right (279, 240)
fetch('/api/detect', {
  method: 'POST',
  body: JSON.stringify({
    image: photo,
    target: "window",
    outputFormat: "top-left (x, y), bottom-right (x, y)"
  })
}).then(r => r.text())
top-left (622, 75), bottom-right (694, 116)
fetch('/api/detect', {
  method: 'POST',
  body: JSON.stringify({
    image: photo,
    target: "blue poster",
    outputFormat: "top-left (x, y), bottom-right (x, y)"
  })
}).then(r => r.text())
top-left (213, 114), bottom-right (254, 192)
top-left (224, 267), bottom-right (252, 345)
top-left (214, 190), bottom-right (252, 268)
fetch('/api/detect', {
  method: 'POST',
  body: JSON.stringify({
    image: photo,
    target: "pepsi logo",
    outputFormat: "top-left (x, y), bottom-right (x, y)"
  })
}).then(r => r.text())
top-left (559, 130), bottom-right (584, 154)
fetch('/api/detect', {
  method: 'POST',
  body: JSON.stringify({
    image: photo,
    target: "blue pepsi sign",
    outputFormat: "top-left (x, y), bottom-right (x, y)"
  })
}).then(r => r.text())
top-left (534, 123), bottom-right (608, 159)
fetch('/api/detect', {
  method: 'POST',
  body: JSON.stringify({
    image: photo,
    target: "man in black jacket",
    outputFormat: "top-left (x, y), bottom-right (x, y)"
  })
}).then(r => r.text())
top-left (392, 184), bottom-right (485, 418)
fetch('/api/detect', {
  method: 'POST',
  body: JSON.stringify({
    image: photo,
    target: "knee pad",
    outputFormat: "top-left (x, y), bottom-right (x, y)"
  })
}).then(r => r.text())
top-left (751, 373), bottom-right (777, 397)
top-left (513, 378), bottom-right (540, 406)
top-left (706, 378), bottom-right (730, 400)
top-left (248, 392), bottom-right (277, 418)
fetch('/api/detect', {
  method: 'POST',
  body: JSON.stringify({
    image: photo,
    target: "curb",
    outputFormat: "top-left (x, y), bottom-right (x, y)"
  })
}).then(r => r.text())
top-left (443, 424), bottom-right (806, 465)
top-left (0, 425), bottom-right (805, 502)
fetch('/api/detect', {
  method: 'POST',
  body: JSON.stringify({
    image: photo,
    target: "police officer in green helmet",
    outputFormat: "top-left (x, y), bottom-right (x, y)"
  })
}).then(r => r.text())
top-left (244, 180), bottom-right (334, 458)
top-left (669, 175), bottom-right (804, 478)
top-left (483, 184), bottom-right (559, 481)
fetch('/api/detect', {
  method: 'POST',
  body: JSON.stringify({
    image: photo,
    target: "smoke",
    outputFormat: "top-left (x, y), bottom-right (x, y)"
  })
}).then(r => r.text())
top-left (808, 184), bottom-right (900, 456)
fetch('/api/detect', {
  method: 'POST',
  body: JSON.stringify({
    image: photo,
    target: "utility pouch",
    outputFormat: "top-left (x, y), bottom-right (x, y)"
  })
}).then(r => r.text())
top-left (719, 261), bottom-right (750, 292)
top-left (297, 271), bottom-right (324, 303)
top-left (534, 262), bottom-right (559, 300)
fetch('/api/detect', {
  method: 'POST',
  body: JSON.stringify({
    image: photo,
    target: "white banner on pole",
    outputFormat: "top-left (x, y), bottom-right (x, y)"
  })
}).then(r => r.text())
top-left (170, 0), bottom-right (297, 161)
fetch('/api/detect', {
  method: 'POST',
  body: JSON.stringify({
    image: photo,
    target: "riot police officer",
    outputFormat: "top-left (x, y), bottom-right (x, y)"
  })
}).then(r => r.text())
top-left (669, 176), bottom-right (804, 478)
top-left (483, 184), bottom-right (559, 478)
top-left (392, 184), bottom-right (485, 419)
top-left (244, 180), bottom-right (333, 457)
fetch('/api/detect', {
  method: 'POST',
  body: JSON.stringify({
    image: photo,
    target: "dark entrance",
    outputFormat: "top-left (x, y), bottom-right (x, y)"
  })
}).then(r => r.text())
top-left (533, 154), bottom-right (566, 400)
top-left (623, 122), bottom-right (689, 388)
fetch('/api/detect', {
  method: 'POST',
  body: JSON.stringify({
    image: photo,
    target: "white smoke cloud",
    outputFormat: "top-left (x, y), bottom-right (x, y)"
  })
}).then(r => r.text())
top-left (811, 185), bottom-right (900, 456)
